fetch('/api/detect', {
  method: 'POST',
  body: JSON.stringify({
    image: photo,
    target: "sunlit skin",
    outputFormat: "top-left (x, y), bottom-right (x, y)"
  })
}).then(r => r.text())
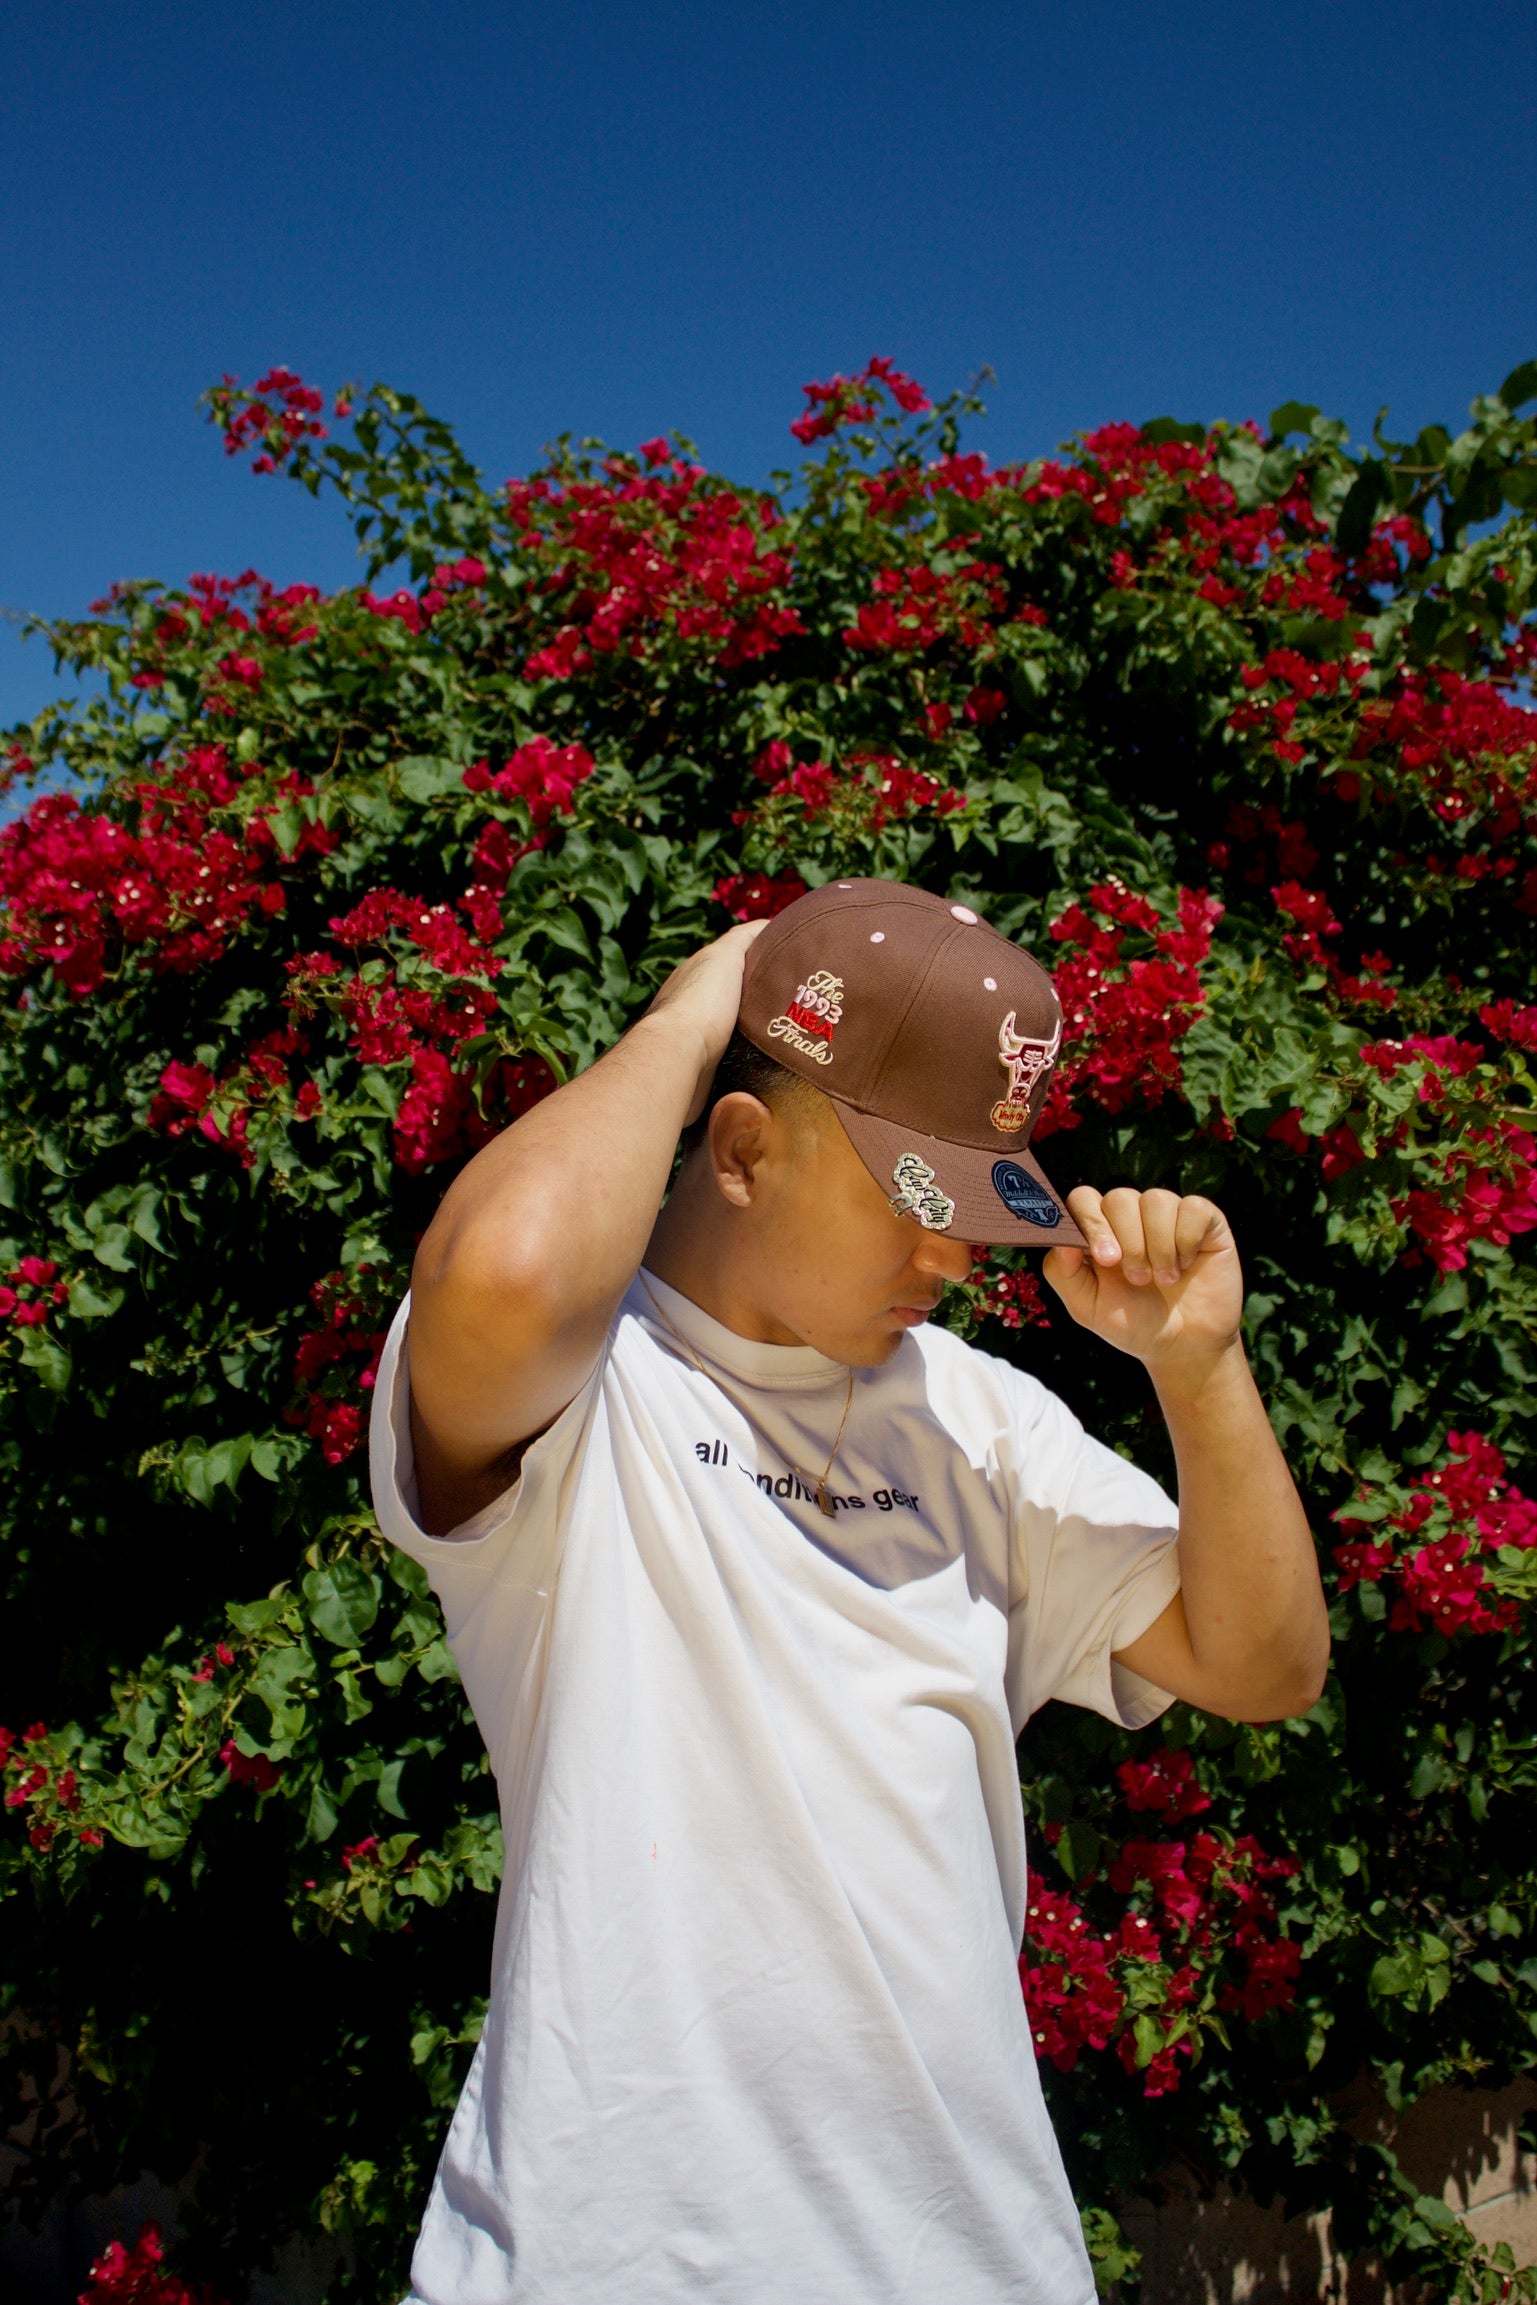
top-left (408, 923), bottom-right (1329, 1719)
top-left (647, 1088), bottom-right (973, 1367)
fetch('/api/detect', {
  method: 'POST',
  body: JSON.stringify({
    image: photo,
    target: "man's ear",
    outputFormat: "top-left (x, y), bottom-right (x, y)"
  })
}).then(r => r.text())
top-left (706, 1091), bottom-right (775, 1209)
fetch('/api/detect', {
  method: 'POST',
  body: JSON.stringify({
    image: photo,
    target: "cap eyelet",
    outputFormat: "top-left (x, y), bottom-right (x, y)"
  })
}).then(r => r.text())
top-left (870, 931), bottom-right (885, 943)
top-left (983, 975), bottom-right (997, 990)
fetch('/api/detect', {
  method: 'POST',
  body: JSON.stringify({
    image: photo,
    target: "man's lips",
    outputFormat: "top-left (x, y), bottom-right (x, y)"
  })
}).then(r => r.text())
top-left (890, 1302), bottom-right (940, 1327)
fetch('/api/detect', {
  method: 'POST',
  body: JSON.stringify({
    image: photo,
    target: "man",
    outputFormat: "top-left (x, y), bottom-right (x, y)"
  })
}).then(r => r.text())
top-left (370, 876), bottom-right (1328, 2304)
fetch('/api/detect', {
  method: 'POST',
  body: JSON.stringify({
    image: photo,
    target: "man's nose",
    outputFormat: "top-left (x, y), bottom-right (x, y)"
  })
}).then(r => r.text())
top-left (912, 1234), bottom-right (975, 1286)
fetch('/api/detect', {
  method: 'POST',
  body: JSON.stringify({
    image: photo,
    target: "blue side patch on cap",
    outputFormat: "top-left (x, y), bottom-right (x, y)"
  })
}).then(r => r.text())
top-left (992, 1161), bottom-right (1062, 1227)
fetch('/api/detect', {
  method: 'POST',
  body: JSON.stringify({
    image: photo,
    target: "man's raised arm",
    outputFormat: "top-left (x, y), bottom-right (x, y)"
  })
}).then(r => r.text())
top-left (1045, 1185), bottom-right (1331, 1723)
top-left (406, 923), bottom-right (765, 1534)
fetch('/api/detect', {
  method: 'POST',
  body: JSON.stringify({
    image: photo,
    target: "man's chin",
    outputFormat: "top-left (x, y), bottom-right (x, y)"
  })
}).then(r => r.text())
top-left (842, 1322), bottom-right (915, 1369)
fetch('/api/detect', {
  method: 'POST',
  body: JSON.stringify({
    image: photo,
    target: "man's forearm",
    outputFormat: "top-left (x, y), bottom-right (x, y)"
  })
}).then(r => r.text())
top-left (1151, 1342), bottom-right (1329, 1718)
top-left (416, 1007), bottom-right (707, 1311)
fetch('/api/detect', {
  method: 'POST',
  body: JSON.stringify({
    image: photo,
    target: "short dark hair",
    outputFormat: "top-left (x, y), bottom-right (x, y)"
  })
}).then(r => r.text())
top-left (678, 1029), bottom-right (816, 1161)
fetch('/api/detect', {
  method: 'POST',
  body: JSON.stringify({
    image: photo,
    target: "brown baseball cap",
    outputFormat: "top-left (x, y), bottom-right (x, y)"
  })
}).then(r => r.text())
top-left (738, 877), bottom-right (1084, 1248)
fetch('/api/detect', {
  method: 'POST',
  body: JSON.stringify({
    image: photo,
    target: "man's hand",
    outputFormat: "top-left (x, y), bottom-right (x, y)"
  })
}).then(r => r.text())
top-left (1042, 1186), bottom-right (1242, 1382)
top-left (1043, 1183), bottom-right (1330, 1722)
top-left (647, 921), bottom-right (768, 1124)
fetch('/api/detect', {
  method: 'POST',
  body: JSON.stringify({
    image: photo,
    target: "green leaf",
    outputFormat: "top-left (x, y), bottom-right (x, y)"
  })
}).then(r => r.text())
top-left (1053, 1819), bottom-right (1102, 1885)
top-left (1370, 1950), bottom-right (1422, 1999)
top-left (68, 1273), bottom-right (125, 1321)
top-left (1131, 2012), bottom-right (1163, 2068)
top-left (267, 800), bottom-right (307, 858)
top-left (250, 1432), bottom-right (304, 1482)
top-left (303, 1559), bottom-right (382, 1648)
top-left (1334, 459), bottom-right (1391, 558)
top-left (1498, 358), bottom-right (1537, 411)
top-left (1269, 402), bottom-right (1319, 440)
top-left (226, 1596), bottom-right (288, 1636)
top-left (306, 1779), bottom-right (339, 1843)
top-left (16, 1325), bottom-right (71, 1390)
top-left (395, 754), bottom-right (466, 802)
top-left (90, 1223), bottom-right (137, 1273)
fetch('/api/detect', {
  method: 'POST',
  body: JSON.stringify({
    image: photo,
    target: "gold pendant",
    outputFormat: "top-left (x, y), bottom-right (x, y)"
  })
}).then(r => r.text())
top-left (816, 1480), bottom-right (836, 1518)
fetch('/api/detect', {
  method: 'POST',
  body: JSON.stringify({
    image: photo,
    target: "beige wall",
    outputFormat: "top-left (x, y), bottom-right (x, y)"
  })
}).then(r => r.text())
top-left (1120, 2080), bottom-right (1537, 2303)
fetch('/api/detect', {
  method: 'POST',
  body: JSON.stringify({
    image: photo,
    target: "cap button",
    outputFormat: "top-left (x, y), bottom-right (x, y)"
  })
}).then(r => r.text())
top-left (950, 905), bottom-right (979, 924)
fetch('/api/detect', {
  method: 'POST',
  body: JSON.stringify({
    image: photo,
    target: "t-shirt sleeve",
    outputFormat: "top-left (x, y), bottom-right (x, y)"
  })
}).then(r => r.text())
top-left (1005, 1372), bottom-right (1182, 1735)
top-left (367, 1287), bottom-right (600, 1617)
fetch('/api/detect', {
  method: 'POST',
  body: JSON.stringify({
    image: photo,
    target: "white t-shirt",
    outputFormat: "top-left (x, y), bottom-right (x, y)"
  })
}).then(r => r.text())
top-left (369, 1270), bottom-right (1180, 2305)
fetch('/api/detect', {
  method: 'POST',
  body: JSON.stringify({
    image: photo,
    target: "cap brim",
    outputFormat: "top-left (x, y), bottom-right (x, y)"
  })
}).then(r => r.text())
top-left (832, 1104), bottom-right (1086, 1250)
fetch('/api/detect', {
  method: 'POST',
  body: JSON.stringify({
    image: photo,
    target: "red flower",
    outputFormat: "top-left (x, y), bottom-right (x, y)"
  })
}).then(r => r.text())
top-left (1036, 883), bottom-right (1222, 1138)
top-left (80, 2218), bottom-right (231, 2304)
top-left (510, 461), bottom-right (802, 675)
top-left (1334, 1430), bottom-right (1537, 1637)
top-left (1116, 1747), bottom-right (1211, 1822)
top-left (790, 357), bottom-right (931, 444)
top-left (219, 1739), bottom-right (280, 1792)
top-left (713, 871), bottom-right (808, 923)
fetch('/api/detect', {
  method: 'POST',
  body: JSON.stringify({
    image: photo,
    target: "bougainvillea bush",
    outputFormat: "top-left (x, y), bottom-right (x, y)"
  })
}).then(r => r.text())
top-left (4, 356), bottom-right (1537, 2302)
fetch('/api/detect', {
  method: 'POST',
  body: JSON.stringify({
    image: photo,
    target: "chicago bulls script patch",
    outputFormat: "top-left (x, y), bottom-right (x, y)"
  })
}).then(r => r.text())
top-left (889, 1153), bottom-right (955, 1232)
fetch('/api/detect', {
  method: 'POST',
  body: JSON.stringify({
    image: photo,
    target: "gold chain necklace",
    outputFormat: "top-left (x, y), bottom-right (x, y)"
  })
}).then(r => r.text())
top-left (639, 1274), bottom-right (854, 1519)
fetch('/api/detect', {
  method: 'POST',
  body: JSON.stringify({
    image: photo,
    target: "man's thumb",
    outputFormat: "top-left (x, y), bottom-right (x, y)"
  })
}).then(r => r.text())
top-left (1042, 1245), bottom-right (1095, 1323)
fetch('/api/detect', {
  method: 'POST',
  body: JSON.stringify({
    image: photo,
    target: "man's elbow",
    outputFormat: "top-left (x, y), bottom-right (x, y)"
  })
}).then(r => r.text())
top-left (1217, 1644), bottom-right (1331, 1723)
top-left (412, 1206), bottom-right (565, 1328)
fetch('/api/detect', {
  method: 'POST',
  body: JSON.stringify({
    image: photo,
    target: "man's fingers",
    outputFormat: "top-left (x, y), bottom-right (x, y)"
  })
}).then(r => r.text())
top-left (1139, 1189), bottom-right (1184, 1286)
top-left (1065, 1186), bottom-right (1121, 1267)
top-left (1067, 1185), bottom-right (1234, 1290)
top-left (1101, 1186), bottom-right (1152, 1282)
top-left (1174, 1194), bottom-right (1226, 1267)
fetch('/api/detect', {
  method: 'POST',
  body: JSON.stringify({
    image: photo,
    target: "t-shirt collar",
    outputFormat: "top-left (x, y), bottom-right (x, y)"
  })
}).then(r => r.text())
top-left (632, 1269), bottom-right (847, 1392)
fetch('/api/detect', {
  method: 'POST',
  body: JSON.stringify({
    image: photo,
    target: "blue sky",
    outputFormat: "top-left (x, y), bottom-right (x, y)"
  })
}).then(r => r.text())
top-left (4, 0), bottom-right (1535, 732)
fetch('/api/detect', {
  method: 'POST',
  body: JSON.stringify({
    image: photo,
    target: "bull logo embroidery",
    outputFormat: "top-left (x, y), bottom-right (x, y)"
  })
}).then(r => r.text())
top-left (990, 1010), bottom-right (1061, 1133)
